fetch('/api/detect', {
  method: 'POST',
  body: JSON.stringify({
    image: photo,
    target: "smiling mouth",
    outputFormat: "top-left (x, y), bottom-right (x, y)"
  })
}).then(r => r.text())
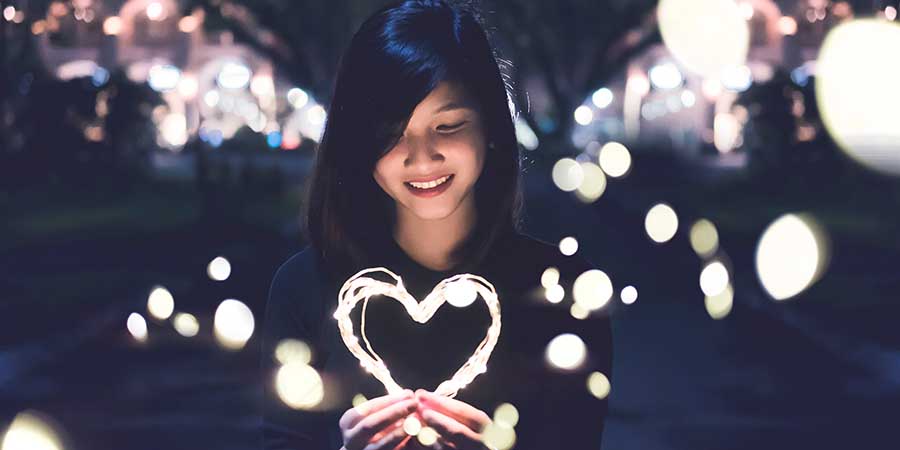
top-left (405, 174), bottom-right (454, 196)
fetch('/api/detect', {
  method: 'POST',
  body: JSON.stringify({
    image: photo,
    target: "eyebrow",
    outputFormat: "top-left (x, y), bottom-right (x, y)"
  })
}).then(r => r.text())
top-left (433, 101), bottom-right (474, 114)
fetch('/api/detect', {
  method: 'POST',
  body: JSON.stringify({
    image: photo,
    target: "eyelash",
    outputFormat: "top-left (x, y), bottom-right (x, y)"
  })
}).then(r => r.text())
top-left (437, 121), bottom-right (467, 133)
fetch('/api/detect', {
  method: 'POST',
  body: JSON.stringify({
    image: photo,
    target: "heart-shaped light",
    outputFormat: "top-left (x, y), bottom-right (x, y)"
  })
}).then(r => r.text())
top-left (333, 267), bottom-right (501, 398)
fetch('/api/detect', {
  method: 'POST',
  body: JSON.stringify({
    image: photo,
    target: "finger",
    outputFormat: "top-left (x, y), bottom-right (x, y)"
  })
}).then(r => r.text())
top-left (415, 390), bottom-right (491, 432)
top-left (419, 408), bottom-right (482, 447)
top-left (348, 398), bottom-right (418, 449)
top-left (363, 424), bottom-right (408, 450)
top-left (342, 390), bottom-right (414, 430)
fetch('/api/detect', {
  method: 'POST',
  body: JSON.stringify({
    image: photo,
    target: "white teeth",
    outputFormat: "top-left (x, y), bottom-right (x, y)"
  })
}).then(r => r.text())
top-left (409, 175), bottom-right (450, 189)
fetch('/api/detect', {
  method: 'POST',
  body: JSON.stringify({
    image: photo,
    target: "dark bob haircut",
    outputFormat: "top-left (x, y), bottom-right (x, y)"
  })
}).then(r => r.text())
top-left (302, 0), bottom-right (524, 282)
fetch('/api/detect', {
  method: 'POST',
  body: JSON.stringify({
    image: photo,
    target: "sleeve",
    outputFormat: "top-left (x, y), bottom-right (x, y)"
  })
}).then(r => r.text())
top-left (260, 252), bottom-right (344, 450)
top-left (533, 253), bottom-right (614, 449)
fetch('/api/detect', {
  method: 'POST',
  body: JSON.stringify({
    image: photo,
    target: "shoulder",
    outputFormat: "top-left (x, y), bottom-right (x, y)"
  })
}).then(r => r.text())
top-left (267, 244), bottom-right (323, 306)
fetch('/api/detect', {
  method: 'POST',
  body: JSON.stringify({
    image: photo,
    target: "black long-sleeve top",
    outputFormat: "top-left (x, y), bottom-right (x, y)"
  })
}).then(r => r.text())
top-left (260, 231), bottom-right (613, 449)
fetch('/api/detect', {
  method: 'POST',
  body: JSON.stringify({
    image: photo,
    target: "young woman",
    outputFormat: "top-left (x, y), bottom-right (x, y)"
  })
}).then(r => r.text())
top-left (260, 1), bottom-right (613, 449)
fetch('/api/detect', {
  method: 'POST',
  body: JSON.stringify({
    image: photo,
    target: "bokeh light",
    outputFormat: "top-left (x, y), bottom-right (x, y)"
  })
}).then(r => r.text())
top-left (658, 0), bottom-right (749, 78)
top-left (573, 269), bottom-right (613, 311)
top-left (214, 299), bottom-right (255, 350)
top-left (493, 403), bottom-right (519, 428)
top-left (690, 219), bottom-right (719, 257)
top-left (621, 285), bottom-right (638, 305)
top-left (545, 284), bottom-right (565, 304)
top-left (552, 158), bottom-right (584, 192)
top-left (597, 141), bottom-right (632, 178)
top-left (644, 203), bottom-right (679, 243)
top-left (351, 393), bottom-right (367, 408)
top-left (2, 411), bottom-right (63, 450)
top-left (172, 312), bottom-right (199, 338)
top-left (546, 333), bottom-right (587, 370)
top-left (574, 106), bottom-right (594, 125)
top-left (417, 427), bottom-right (438, 446)
top-left (275, 362), bottom-right (324, 409)
top-left (699, 261), bottom-right (730, 297)
top-left (403, 415), bottom-right (422, 436)
top-left (559, 236), bottom-right (579, 256)
top-left (592, 88), bottom-right (614, 108)
top-left (587, 371), bottom-right (611, 400)
top-left (147, 286), bottom-right (175, 321)
top-left (482, 421), bottom-right (516, 450)
top-left (816, 19), bottom-right (900, 176)
top-left (126, 313), bottom-right (147, 342)
top-left (574, 161), bottom-right (607, 203)
top-left (275, 339), bottom-right (313, 365)
top-left (207, 256), bottom-right (232, 281)
top-left (445, 280), bottom-right (478, 308)
top-left (755, 214), bottom-right (830, 301)
top-left (705, 283), bottom-right (734, 319)
top-left (541, 267), bottom-right (560, 288)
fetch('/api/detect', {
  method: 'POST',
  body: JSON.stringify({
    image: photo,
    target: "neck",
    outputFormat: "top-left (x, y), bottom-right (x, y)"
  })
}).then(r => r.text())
top-left (393, 197), bottom-right (477, 272)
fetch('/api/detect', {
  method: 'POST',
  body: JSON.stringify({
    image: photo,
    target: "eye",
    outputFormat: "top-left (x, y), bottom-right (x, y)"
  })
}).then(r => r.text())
top-left (437, 121), bottom-right (467, 133)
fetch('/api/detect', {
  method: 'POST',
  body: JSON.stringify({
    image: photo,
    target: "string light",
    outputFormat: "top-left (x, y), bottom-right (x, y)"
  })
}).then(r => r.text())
top-left (334, 267), bottom-right (501, 398)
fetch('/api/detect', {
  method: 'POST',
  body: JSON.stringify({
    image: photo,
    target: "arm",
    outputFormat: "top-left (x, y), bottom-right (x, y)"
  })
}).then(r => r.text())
top-left (260, 250), bottom-right (343, 449)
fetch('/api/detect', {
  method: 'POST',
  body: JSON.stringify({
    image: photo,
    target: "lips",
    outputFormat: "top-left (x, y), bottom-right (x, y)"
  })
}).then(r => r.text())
top-left (405, 174), bottom-right (454, 197)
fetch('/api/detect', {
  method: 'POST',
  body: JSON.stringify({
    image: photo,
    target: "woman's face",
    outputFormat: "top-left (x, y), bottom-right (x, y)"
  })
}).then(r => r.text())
top-left (374, 80), bottom-right (487, 221)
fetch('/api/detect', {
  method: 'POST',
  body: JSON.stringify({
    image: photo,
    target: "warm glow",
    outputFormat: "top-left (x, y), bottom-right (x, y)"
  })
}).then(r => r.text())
top-left (287, 87), bottom-right (309, 108)
top-left (690, 219), bottom-right (719, 257)
top-left (645, 203), bottom-right (679, 243)
top-left (417, 427), bottom-right (439, 445)
top-left (127, 313), bottom-right (148, 342)
top-left (658, 0), bottom-right (750, 78)
top-left (446, 280), bottom-right (478, 308)
top-left (756, 214), bottom-right (829, 301)
top-left (545, 284), bottom-right (564, 304)
top-left (700, 261), bottom-right (729, 297)
top-left (207, 256), bottom-right (231, 281)
top-left (574, 106), bottom-right (594, 125)
top-left (573, 269), bottom-right (613, 311)
top-left (214, 299), bottom-right (255, 350)
top-left (403, 415), bottom-right (422, 436)
top-left (541, 267), bottom-right (560, 288)
top-left (493, 403), bottom-right (519, 428)
top-left (146, 2), bottom-right (166, 21)
top-left (598, 141), bottom-right (632, 177)
top-left (177, 75), bottom-right (199, 99)
top-left (178, 16), bottom-right (199, 33)
top-left (705, 283), bottom-right (734, 319)
top-left (275, 339), bottom-right (312, 366)
top-left (2, 411), bottom-right (63, 450)
top-left (558, 236), bottom-right (579, 256)
top-left (621, 285), bottom-right (638, 305)
top-left (147, 286), bottom-right (175, 320)
top-left (575, 161), bottom-right (607, 203)
top-left (103, 16), bottom-right (123, 36)
top-left (275, 362), bottom-right (324, 409)
top-left (482, 422), bottom-right (516, 450)
top-left (592, 88), bottom-right (614, 108)
top-left (545, 333), bottom-right (587, 370)
top-left (570, 303), bottom-right (589, 320)
top-left (778, 16), bottom-right (798, 35)
top-left (816, 19), bottom-right (900, 176)
top-left (552, 158), bottom-right (584, 192)
top-left (587, 371), bottom-right (611, 399)
top-left (172, 312), bottom-right (199, 337)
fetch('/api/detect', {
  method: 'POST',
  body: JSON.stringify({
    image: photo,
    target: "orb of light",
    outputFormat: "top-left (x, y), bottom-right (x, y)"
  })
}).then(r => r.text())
top-left (493, 403), bottom-right (519, 428)
top-left (658, 0), bottom-right (750, 78)
top-left (558, 236), bottom-right (579, 256)
top-left (275, 339), bottom-right (312, 365)
top-left (648, 62), bottom-right (684, 90)
top-left (587, 371), bottom-right (611, 399)
top-left (146, 2), bottom-right (166, 21)
top-left (570, 303), bottom-right (589, 320)
top-left (755, 214), bottom-right (829, 301)
top-left (159, 113), bottom-right (187, 147)
top-left (705, 283), bottom-right (734, 319)
top-left (445, 280), bottom-right (478, 308)
top-left (217, 62), bottom-right (252, 90)
top-left (573, 269), bottom-right (613, 311)
top-left (287, 87), bottom-right (309, 109)
top-left (351, 393), bottom-right (367, 408)
top-left (417, 427), bottom-right (439, 446)
top-left (699, 261), bottom-right (730, 297)
top-left (207, 256), bottom-right (231, 281)
top-left (545, 333), bottom-right (587, 370)
top-left (690, 219), bottom-right (719, 257)
top-left (552, 158), bottom-right (584, 192)
top-left (592, 88), bottom-right (614, 108)
top-left (482, 422), bottom-right (516, 450)
top-left (126, 313), bottom-right (147, 342)
top-left (598, 142), bottom-right (632, 178)
top-left (645, 203), bottom-right (679, 243)
top-left (574, 106), bottom-right (594, 125)
top-left (403, 415), bottom-right (422, 436)
top-left (545, 284), bottom-right (565, 304)
top-left (574, 162), bottom-right (607, 203)
top-left (172, 312), bottom-right (199, 338)
top-left (307, 105), bottom-right (327, 125)
top-left (816, 19), bottom-right (900, 176)
top-left (541, 267), bottom-right (560, 288)
top-left (275, 362), bottom-right (324, 409)
top-left (147, 65), bottom-right (180, 92)
top-left (2, 411), bottom-right (63, 450)
top-left (103, 16), bottom-right (122, 35)
top-left (214, 299), bottom-right (255, 350)
top-left (621, 285), bottom-right (638, 305)
top-left (147, 286), bottom-right (174, 320)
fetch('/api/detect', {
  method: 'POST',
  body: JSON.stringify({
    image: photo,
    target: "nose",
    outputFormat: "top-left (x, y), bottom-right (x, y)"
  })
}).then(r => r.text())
top-left (403, 135), bottom-right (445, 172)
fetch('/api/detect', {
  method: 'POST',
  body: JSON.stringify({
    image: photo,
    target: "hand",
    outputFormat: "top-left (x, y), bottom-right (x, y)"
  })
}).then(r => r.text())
top-left (339, 389), bottom-right (419, 450)
top-left (414, 389), bottom-right (493, 450)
